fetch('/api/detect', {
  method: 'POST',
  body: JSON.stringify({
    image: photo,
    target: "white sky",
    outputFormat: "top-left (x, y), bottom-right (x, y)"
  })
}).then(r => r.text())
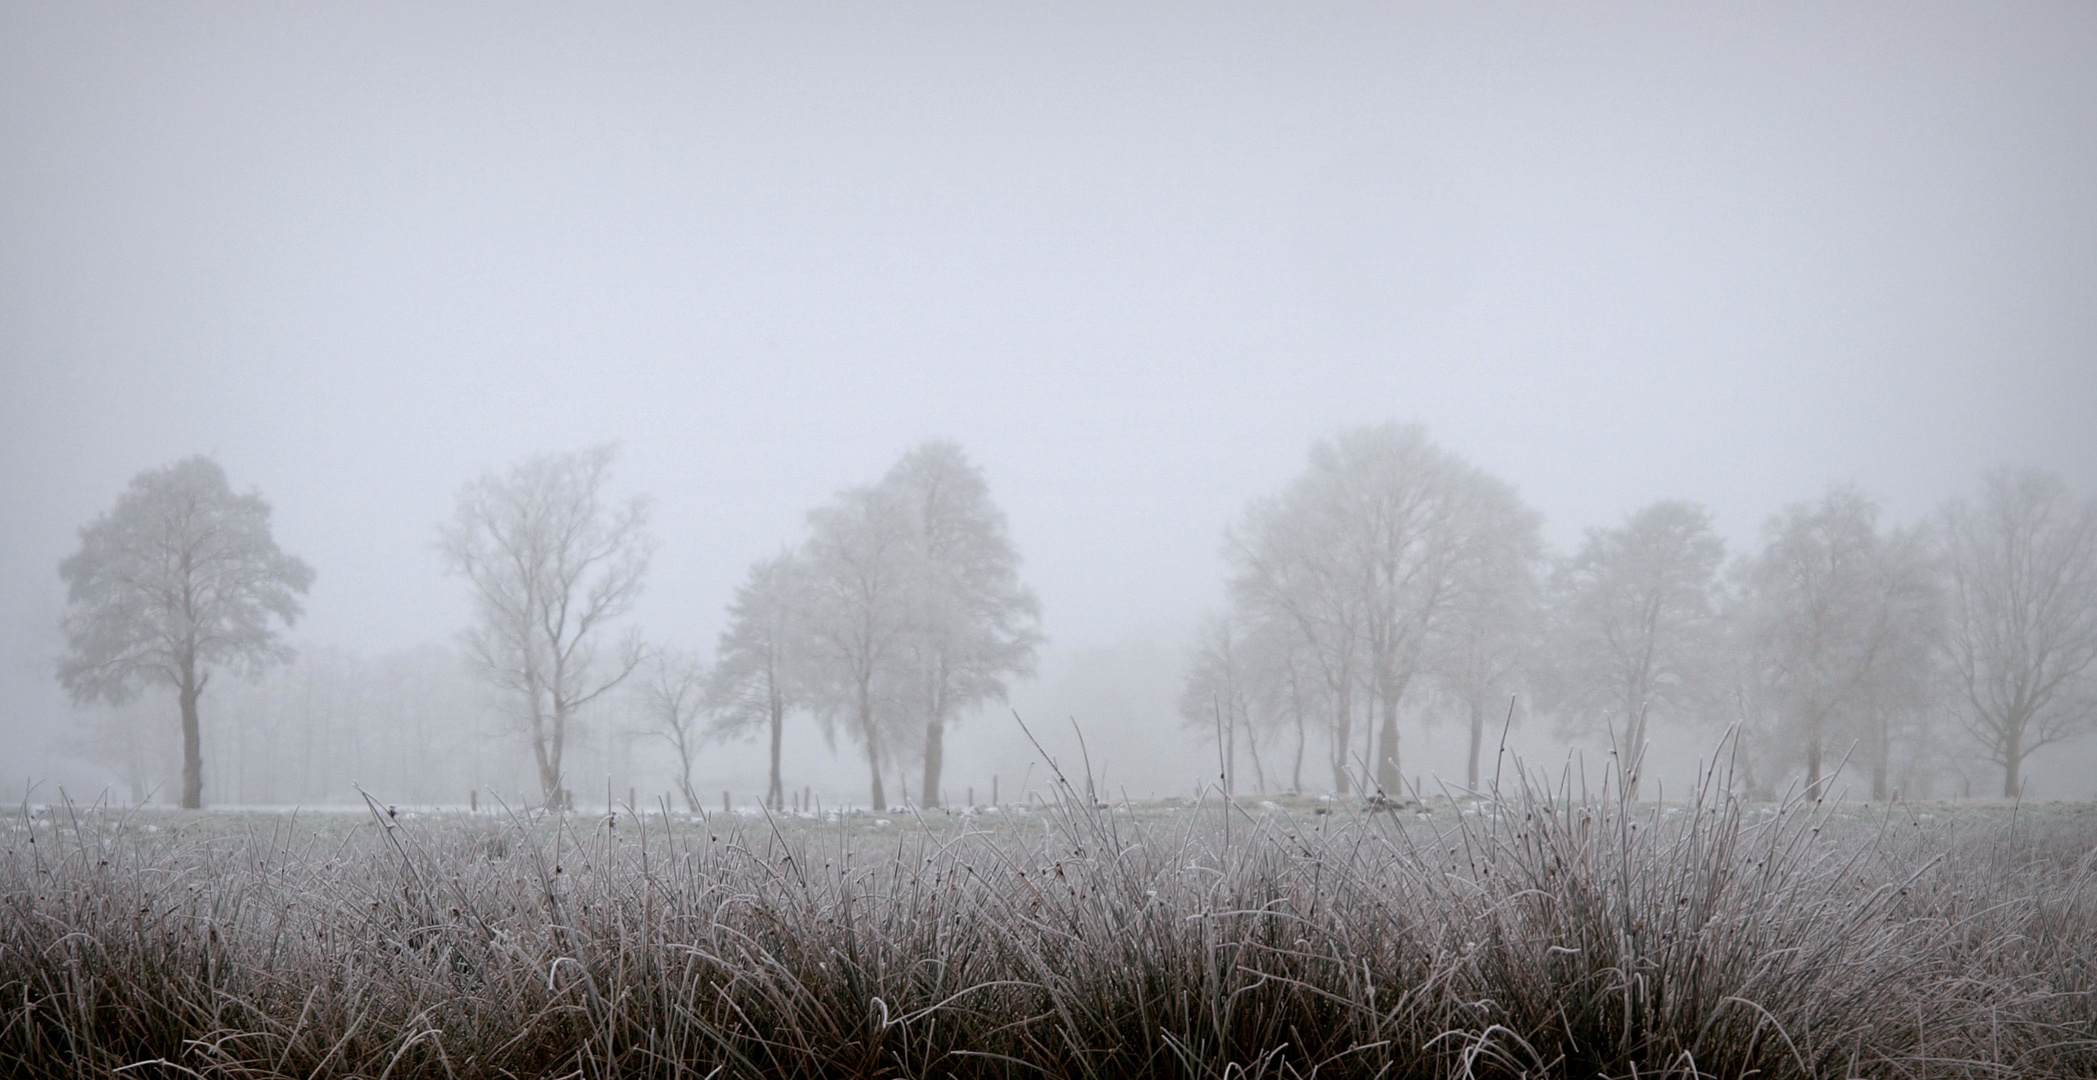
top-left (4, 3), bottom-right (2094, 793)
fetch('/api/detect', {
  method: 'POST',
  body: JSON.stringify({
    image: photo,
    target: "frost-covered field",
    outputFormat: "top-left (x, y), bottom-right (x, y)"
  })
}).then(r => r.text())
top-left (5, 784), bottom-right (2095, 1079)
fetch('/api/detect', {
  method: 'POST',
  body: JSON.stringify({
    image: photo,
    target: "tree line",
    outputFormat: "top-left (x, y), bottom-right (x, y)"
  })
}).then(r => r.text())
top-left (56, 443), bottom-right (1041, 811)
top-left (54, 429), bottom-right (2097, 809)
top-left (1180, 422), bottom-right (2097, 801)
top-left (433, 440), bottom-right (1042, 812)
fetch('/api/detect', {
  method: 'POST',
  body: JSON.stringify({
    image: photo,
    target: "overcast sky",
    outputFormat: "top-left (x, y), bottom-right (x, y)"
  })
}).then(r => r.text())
top-left (5, 3), bottom-right (2094, 792)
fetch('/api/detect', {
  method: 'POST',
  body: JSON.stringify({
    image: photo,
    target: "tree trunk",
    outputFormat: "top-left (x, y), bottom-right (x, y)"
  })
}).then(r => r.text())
top-left (531, 737), bottom-right (556, 807)
top-left (1290, 705), bottom-right (1305, 795)
top-left (178, 661), bottom-right (203, 810)
top-left (855, 679), bottom-right (885, 809)
top-left (1330, 682), bottom-right (1353, 795)
top-left (1869, 709), bottom-right (1890, 801)
top-left (767, 693), bottom-right (785, 809)
top-left (680, 768), bottom-right (699, 814)
top-left (921, 716), bottom-right (945, 808)
top-left (1375, 699), bottom-right (1400, 796)
top-left (1466, 699), bottom-right (1484, 790)
top-left (1736, 726), bottom-right (1760, 800)
top-left (865, 743), bottom-right (886, 811)
top-left (550, 701), bottom-right (568, 809)
top-left (1623, 707), bottom-right (1649, 800)
top-left (538, 702), bottom-right (569, 810)
top-left (2003, 715), bottom-right (2025, 798)
top-left (1242, 711), bottom-right (1268, 794)
top-left (528, 687), bottom-right (561, 809)
top-left (1804, 718), bottom-right (1823, 794)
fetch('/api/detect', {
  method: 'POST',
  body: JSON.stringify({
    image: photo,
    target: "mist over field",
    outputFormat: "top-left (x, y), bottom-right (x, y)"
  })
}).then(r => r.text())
top-left (10, 8), bottom-right (2097, 1078)
top-left (4, 2), bottom-right (2096, 814)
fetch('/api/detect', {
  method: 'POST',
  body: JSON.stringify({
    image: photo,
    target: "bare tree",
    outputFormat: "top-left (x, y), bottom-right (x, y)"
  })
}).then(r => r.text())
top-left (791, 444), bottom-right (1040, 810)
top-left (1859, 527), bottom-right (1944, 800)
top-left (1229, 489), bottom-right (1365, 794)
top-left (641, 647), bottom-right (709, 812)
top-left (439, 445), bottom-right (651, 809)
top-left (1941, 468), bottom-right (2097, 797)
top-left (1436, 545), bottom-right (1541, 791)
top-left (1227, 424), bottom-right (1532, 797)
top-left (1179, 613), bottom-right (1263, 795)
top-left (58, 457), bottom-right (314, 808)
top-left (1737, 486), bottom-right (1940, 793)
top-left (1181, 606), bottom-right (1331, 796)
top-left (882, 443), bottom-right (1042, 807)
top-left (1257, 620), bottom-right (1327, 795)
top-left (1425, 466), bottom-right (1541, 792)
top-left (707, 551), bottom-right (809, 809)
top-left (800, 483), bottom-right (915, 810)
top-left (1543, 500), bottom-right (1726, 795)
top-left (1327, 425), bottom-right (1462, 797)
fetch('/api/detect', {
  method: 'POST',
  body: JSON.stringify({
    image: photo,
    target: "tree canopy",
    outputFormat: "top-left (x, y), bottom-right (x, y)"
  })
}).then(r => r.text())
top-left (439, 444), bottom-right (652, 809)
top-left (59, 456), bottom-right (313, 808)
top-left (1941, 468), bottom-right (2097, 797)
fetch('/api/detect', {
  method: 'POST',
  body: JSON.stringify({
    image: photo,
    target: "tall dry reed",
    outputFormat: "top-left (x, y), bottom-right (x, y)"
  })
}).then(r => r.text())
top-left (4, 759), bottom-right (2093, 1078)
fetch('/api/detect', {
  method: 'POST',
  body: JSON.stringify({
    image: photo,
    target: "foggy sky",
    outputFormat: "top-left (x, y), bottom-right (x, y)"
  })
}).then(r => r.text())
top-left (5, 3), bottom-right (2095, 796)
